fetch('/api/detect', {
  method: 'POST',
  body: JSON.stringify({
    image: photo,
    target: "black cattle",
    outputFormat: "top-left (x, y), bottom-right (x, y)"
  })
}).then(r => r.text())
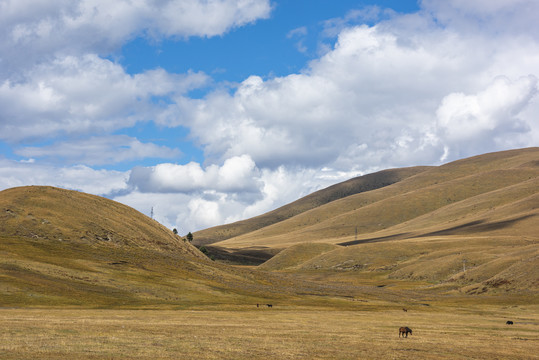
top-left (506, 320), bottom-right (514, 325)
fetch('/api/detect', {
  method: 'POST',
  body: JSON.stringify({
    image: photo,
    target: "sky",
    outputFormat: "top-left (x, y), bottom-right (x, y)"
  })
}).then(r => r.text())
top-left (1, 0), bottom-right (538, 234)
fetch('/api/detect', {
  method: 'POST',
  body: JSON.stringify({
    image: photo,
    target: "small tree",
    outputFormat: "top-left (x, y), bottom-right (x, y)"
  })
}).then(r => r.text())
top-left (172, 228), bottom-right (178, 235)
top-left (186, 232), bottom-right (193, 243)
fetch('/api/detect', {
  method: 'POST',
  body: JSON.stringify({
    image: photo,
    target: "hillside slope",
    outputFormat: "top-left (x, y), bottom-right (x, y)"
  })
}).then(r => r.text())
top-left (211, 148), bottom-right (538, 251)
top-left (214, 148), bottom-right (538, 294)
top-left (193, 166), bottom-right (430, 245)
top-left (0, 186), bottom-right (357, 307)
top-left (1, 186), bottom-right (204, 257)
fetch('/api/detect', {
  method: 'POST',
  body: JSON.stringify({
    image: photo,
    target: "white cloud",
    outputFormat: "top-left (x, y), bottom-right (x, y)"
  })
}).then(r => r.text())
top-left (287, 26), bottom-right (308, 53)
top-left (169, 1), bottom-right (539, 176)
top-left (421, 0), bottom-right (539, 38)
top-left (14, 135), bottom-right (182, 165)
top-left (0, 55), bottom-right (209, 142)
top-left (0, 0), bottom-right (272, 75)
top-left (2, 0), bottom-right (539, 233)
top-left (128, 154), bottom-right (261, 194)
top-left (0, 158), bottom-right (128, 195)
top-left (436, 75), bottom-right (537, 158)
top-left (132, 0), bottom-right (539, 231)
top-left (118, 162), bottom-right (340, 231)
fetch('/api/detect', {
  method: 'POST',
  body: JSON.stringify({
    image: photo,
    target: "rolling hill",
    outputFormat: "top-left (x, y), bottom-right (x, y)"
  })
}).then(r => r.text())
top-left (0, 186), bottom-right (357, 307)
top-left (1, 148), bottom-right (537, 307)
top-left (193, 166), bottom-right (430, 245)
top-left (197, 148), bottom-right (539, 293)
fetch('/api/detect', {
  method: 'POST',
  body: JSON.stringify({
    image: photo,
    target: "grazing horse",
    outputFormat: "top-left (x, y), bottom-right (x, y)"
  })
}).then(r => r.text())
top-left (399, 327), bottom-right (412, 338)
top-left (267, 304), bottom-right (273, 308)
top-left (402, 308), bottom-right (408, 312)
top-left (506, 320), bottom-right (513, 325)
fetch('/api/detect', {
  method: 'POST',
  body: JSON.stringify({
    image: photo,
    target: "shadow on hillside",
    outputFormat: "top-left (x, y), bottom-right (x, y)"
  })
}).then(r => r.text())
top-left (418, 214), bottom-right (536, 237)
top-left (204, 245), bottom-right (275, 265)
top-left (337, 214), bottom-right (536, 247)
top-left (337, 233), bottom-right (413, 247)
top-left (208, 214), bottom-right (536, 265)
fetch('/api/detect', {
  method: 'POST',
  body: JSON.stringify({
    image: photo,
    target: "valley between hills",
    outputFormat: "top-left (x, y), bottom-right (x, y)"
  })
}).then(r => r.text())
top-left (1, 147), bottom-right (538, 359)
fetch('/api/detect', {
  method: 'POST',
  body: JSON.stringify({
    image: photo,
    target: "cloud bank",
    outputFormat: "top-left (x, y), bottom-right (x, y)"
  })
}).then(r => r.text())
top-left (1, 0), bottom-right (538, 232)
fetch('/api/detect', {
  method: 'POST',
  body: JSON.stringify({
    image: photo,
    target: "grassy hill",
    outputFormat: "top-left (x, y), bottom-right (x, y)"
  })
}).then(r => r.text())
top-left (1, 148), bottom-right (537, 307)
top-left (0, 186), bottom-right (363, 308)
top-left (205, 148), bottom-right (538, 248)
top-left (193, 166), bottom-right (430, 245)
top-left (1, 151), bottom-right (537, 359)
top-left (200, 148), bottom-right (539, 293)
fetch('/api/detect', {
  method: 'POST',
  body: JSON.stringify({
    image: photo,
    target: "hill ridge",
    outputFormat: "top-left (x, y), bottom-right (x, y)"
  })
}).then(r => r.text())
top-left (193, 166), bottom-right (430, 245)
top-left (200, 148), bottom-right (538, 269)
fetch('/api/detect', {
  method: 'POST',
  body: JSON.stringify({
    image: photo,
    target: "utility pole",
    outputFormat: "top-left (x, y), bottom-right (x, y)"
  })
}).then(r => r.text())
top-left (355, 226), bottom-right (358, 241)
top-left (150, 206), bottom-right (154, 220)
top-left (463, 259), bottom-right (467, 273)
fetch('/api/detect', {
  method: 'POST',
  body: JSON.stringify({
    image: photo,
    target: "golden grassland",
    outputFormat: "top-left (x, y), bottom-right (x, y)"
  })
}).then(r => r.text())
top-left (193, 166), bottom-right (430, 245)
top-left (1, 303), bottom-right (538, 359)
top-left (202, 148), bottom-right (538, 249)
top-left (1, 148), bottom-right (539, 359)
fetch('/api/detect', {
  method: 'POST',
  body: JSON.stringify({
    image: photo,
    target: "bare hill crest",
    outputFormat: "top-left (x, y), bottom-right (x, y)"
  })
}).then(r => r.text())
top-left (1, 186), bottom-right (203, 257)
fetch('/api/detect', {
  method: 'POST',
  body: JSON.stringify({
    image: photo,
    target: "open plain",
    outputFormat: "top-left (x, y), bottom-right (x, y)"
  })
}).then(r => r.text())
top-left (1, 302), bottom-right (538, 359)
top-left (1, 148), bottom-right (538, 359)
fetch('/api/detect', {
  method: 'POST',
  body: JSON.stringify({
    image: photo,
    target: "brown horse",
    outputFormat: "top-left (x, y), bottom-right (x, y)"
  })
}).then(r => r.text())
top-left (399, 327), bottom-right (412, 338)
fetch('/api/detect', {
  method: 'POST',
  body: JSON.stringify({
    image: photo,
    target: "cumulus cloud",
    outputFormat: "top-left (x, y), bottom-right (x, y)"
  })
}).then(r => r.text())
top-left (128, 154), bottom-right (261, 194)
top-left (436, 75), bottom-right (537, 158)
top-left (118, 163), bottom-right (338, 231)
top-left (0, 0), bottom-right (268, 145)
top-left (0, 0), bottom-right (272, 75)
top-left (2, 0), bottom-right (539, 232)
top-left (0, 55), bottom-right (209, 142)
top-left (14, 135), bottom-right (182, 165)
top-left (168, 1), bottom-right (539, 178)
top-left (0, 158), bottom-right (128, 195)
top-left (136, 0), bottom-right (539, 231)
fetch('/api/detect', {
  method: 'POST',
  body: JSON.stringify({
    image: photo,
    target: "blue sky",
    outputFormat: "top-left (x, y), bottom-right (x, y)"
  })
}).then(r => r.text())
top-left (118, 1), bottom-right (420, 81)
top-left (1, 0), bottom-right (538, 232)
top-left (112, 0), bottom-right (421, 170)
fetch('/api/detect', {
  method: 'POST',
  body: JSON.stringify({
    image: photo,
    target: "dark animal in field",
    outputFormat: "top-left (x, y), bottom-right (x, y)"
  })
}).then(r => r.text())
top-left (267, 304), bottom-right (273, 308)
top-left (257, 304), bottom-right (259, 308)
top-left (402, 308), bottom-right (407, 312)
top-left (399, 327), bottom-right (412, 338)
top-left (506, 321), bottom-right (513, 325)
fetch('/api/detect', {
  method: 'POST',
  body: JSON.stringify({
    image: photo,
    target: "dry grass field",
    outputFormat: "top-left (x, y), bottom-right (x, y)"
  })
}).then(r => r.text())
top-left (1, 148), bottom-right (538, 359)
top-left (1, 304), bottom-right (537, 359)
